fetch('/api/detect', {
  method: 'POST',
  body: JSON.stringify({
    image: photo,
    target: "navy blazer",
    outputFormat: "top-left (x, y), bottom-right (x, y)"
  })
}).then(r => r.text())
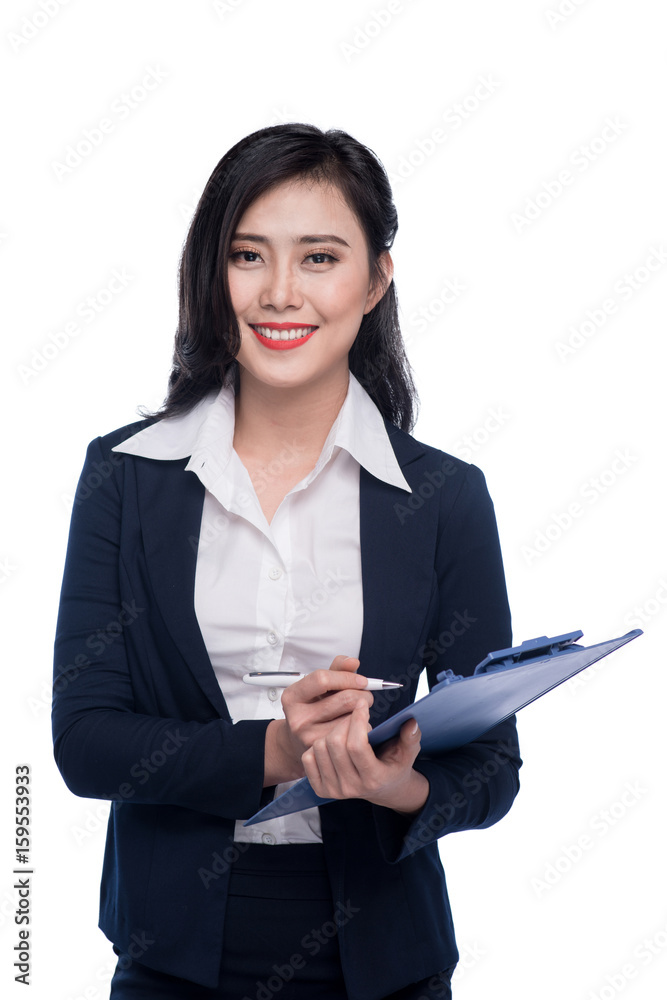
top-left (52, 413), bottom-right (521, 1000)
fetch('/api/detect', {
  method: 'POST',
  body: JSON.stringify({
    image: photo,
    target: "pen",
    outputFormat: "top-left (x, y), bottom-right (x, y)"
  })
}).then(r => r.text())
top-left (242, 672), bottom-right (403, 690)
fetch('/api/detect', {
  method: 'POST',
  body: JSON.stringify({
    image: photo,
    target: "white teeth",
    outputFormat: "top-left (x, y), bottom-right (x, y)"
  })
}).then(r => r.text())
top-left (253, 325), bottom-right (315, 341)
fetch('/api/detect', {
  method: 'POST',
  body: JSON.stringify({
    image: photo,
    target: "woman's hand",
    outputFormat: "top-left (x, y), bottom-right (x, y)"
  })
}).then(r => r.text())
top-left (301, 700), bottom-right (430, 816)
top-left (264, 655), bottom-right (375, 785)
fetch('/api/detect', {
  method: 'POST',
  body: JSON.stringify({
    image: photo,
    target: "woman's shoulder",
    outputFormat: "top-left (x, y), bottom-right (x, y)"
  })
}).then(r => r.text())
top-left (383, 418), bottom-right (478, 477)
top-left (99, 416), bottom-right (161, 449)
top-left (383, 419), bottom-right (495, 512)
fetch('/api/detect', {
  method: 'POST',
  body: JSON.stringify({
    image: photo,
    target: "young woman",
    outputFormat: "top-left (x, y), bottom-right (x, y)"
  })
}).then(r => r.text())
top-left (52, 123), bottom-right (522, 999)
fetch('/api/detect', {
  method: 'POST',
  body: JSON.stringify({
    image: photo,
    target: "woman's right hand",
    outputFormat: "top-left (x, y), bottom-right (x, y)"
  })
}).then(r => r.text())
top-left (264, 655), bottom-right (374, 785)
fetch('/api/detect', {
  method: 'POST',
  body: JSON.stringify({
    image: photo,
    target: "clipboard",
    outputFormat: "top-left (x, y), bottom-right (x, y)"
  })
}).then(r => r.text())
top-left (244, 627), bottom-right (643, 825)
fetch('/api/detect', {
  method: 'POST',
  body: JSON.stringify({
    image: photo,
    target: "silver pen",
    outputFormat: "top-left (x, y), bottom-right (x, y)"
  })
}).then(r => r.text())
top-left (242, 671), bottom-right (403, 690)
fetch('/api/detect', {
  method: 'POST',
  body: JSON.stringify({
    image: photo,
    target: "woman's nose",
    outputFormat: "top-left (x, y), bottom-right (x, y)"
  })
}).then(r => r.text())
top-left (258, 260), bottom-right (304, 312)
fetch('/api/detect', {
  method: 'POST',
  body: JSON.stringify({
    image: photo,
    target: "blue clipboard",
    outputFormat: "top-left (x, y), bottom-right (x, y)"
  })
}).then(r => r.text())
top-left (244, 628), bottom-right (643, 825)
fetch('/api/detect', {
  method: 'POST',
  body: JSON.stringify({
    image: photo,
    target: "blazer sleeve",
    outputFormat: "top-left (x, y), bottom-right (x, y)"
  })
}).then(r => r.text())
top-left (372, 461), bottom-right (522, 862)
top-left (51, 435), bottom-right (271, 821)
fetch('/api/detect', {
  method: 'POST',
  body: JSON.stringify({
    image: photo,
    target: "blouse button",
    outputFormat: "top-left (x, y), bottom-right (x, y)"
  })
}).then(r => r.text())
top-left (267, 631), bottom-right (278, 645)
top-left (269, 566), bottom-right (282, 580)
top-left (267, 687), bottom-right (279, 702)
top-left (261, 832), bottom-right (276, 845)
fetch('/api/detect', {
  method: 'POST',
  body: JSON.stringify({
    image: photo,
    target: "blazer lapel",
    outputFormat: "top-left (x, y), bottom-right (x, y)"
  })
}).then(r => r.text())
top-left (359, 424), bottom-right (439, 724)
top-left (135, 456), bottom-right (232, 720)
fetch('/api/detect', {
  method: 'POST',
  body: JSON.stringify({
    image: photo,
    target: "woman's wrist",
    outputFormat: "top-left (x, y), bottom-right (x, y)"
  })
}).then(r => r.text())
top-left (263, 720), bottom-right (304, 786)
top-left (371, 770), bottom-right (430, 817)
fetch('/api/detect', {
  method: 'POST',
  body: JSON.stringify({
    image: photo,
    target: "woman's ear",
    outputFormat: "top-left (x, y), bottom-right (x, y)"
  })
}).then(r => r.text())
top-left (364, 252), bottom-right (394, 314)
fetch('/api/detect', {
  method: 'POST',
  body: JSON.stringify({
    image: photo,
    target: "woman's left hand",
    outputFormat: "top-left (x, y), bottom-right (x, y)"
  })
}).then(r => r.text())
top-left (301, 701), bottom-right (430, 816)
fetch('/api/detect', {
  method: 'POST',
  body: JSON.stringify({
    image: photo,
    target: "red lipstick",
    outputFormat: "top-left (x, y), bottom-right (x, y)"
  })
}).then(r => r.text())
top-left (249, 322), bottom-right (318, 351)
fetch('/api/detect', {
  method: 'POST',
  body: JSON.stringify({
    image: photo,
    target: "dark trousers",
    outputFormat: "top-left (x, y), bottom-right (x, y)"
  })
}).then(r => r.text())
top-left (109, 843), bottom-right (455, 999)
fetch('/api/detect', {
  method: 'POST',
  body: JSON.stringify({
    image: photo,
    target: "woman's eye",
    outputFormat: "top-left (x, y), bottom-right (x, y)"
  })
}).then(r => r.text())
top-left (305, 252), bottom-right (338, 265)
top-left (230, 249), bottom-right (262, 263)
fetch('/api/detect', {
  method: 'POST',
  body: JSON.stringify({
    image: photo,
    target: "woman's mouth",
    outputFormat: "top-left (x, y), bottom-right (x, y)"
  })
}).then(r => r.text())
top-left (249, 323), bottom-right (318, 351)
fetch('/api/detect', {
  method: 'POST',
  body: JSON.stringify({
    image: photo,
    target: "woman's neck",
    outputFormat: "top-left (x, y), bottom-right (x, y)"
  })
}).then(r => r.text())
top-left (232, 368), bottom-right (350, 463)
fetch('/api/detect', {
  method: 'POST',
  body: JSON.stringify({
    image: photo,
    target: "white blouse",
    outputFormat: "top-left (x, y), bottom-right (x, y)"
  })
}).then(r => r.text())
top-left (112, 370), bottom-right (412, 843)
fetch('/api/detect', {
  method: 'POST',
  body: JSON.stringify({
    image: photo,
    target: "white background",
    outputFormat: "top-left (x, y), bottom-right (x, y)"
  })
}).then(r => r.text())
top-left (2, 1), bottom-right (665, 998)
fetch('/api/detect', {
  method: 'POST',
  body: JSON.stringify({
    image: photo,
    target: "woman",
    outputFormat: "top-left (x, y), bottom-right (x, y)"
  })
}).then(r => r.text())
top-left (52, 123), bottom-right (522, 999)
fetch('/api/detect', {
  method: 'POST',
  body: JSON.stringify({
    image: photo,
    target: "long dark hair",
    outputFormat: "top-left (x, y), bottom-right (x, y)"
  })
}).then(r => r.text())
top-left (148, 123), bottom-right (418, 431)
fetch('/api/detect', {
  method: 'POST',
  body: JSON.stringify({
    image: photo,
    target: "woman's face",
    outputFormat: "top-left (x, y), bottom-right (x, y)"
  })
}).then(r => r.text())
top-left (227, 176), bottom-right (391, 396)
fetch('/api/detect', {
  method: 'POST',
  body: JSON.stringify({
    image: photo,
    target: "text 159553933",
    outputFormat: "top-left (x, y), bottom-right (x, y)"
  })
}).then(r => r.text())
top-left (14, 764), bottom-right (32, 986)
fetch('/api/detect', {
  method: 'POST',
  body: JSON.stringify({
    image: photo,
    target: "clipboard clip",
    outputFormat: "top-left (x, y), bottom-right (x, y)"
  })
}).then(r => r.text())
top-left (433, 668), bottom-right (465, 687)
top-left (471, 629), bottom-right (584, 675)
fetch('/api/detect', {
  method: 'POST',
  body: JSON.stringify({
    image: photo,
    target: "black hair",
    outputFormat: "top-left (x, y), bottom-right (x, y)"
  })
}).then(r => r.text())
top-left (148, 123), bottom-right (418, 431)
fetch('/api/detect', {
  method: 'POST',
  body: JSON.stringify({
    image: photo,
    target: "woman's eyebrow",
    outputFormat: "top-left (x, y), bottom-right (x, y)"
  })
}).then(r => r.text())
top-left (232, 232), bottom-right (351, 248)
top-left (298, 234), bottom-right (351, 248)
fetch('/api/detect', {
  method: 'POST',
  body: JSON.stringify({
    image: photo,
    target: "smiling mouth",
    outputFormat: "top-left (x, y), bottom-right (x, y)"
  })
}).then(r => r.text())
top-left (249, 323), bottom-right (318, 350)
